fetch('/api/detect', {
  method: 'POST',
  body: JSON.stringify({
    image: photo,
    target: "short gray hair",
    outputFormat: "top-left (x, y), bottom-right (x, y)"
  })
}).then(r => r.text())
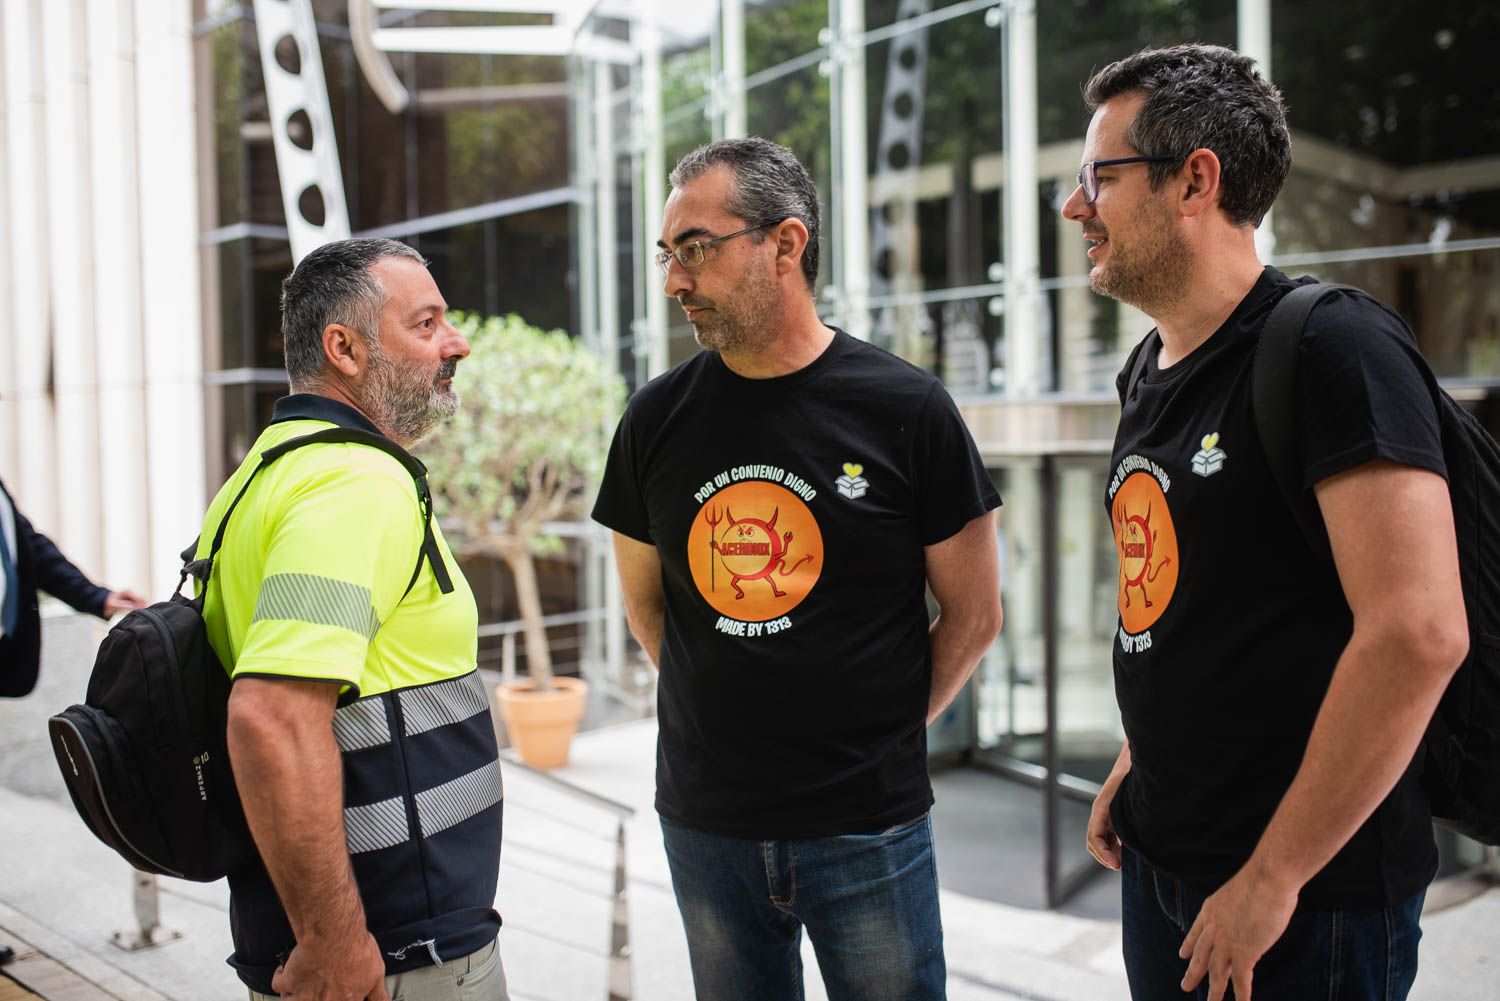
top-left (280, 237), bottom-right (426, 389)
top-left (1084, 44), bottom-right (1291, 227)
top-left (669, 137), bottom-right (821, 292)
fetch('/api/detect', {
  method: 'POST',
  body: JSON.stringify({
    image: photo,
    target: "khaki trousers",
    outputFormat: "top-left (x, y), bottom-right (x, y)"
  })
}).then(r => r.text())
top-left (249, 938), bottom-right (507, 1001)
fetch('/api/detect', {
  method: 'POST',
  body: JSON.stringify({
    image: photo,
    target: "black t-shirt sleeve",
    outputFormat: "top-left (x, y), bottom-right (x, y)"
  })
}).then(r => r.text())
top-left (591, 405), bottom-right (654, 544)
top-left (913, 382), bottom-right (1003, 545)
top-left (1296, 293), bottom-right (1445, 491)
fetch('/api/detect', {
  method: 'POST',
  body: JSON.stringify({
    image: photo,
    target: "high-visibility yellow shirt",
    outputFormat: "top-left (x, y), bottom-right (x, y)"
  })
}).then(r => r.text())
top-left (198, 404), bottom-right (477, 698)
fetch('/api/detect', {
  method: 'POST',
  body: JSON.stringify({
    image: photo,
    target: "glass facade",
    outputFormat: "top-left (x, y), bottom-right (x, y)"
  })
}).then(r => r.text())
top-left (568, 0), bottom-right (1500, 902)
top-left (194, 2), bottom-right (581, 665)
top-left (196, 0), bottom-right (1498, 904)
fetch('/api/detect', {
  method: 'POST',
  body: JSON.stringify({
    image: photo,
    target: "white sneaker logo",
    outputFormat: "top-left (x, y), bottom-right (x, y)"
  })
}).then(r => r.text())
top-left (836, 462), bottom-right (869, 499)
top-left (1191, 432), bottom-right (1226, 477)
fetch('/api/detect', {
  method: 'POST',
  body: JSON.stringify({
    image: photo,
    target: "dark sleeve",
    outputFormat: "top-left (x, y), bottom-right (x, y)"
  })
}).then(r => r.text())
top-left (913, 382), bottom-right (1003, 546)
top-left (1296, 292), bottom-right (1445, 491)
top-left (16, 508), bottom-right (109, 617)
top-left (591, 405), bottom-right (654, 544)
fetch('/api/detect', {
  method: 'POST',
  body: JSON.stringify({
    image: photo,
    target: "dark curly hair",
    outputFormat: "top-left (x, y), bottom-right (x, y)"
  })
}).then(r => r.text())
top-left (1085, 44), bottom-right (1291, 227)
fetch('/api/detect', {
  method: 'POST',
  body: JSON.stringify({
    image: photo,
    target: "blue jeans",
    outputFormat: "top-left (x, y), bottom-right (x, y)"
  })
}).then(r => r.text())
top-left (660, 812), bottom-right (946, 1001)
top-left (1121, 848), bottom-right (1424, 1000)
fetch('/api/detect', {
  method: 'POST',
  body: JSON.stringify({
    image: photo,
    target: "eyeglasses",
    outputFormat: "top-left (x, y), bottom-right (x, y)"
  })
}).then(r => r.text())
top-left (654, 221), bottom-right (778, 276)
top-left (1077, 155), bottom-right (1177, 204)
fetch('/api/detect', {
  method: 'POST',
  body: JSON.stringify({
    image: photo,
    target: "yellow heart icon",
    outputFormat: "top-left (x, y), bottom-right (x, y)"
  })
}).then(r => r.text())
top-left (1201, 432), bottom-right (1220, 451)
top-left (842, 463), bottom-right (864, 478)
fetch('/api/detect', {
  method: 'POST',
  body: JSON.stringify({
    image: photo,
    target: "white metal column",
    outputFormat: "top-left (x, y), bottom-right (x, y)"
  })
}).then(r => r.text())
top-left (135, 0), bottom-right (204, 590)
top-left (638, 4), bottom-right (668, 378)
top-left (2, 0), bottom-right (58, 521)
top-left (1001, 0), bottom-right (1041, 396)
top-left (251, 0), bottom-right (351, 263)
top-left (829, 0), bottom-right (870, 340)
top-left (89, 0), bottom-right (153, 589)
top-left (43, 0), bottom-right (103, 573)
top-left (573, 49), bottom-right (607, 680)
top-left (1238, 0), bottom-right (1275, 260)
top-left (594, 58), bottom-right (626, 686)
top-left (720, 0), bottom-right (746, 139)
top-left (0, 7), bottom-right (16, 480)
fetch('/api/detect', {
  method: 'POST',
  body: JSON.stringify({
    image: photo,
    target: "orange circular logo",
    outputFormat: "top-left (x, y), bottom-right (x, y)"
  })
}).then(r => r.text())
top-left (1112, 471), bottom-right (1179, 634)
top-left (687, 480), bottom-right (823, 621)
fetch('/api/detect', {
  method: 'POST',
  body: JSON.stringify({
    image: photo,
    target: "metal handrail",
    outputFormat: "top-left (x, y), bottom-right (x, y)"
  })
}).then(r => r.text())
top-left (477, 606), bottom-right (607, 639)
top-left (500, 753), bottom-right (635, 1001)
top-left (501, 754), bottom-right (634, 821)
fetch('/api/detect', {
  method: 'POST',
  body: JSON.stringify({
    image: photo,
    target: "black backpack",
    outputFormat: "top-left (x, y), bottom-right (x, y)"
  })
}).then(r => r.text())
top-left (1250, 282), bottom-right (1500, 846)
top-left (48, 428), bottom-right (453, 881)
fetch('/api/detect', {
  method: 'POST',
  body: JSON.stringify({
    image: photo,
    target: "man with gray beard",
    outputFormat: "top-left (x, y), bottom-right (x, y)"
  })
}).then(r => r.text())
top-left (593, 137), bottom-right (1004, 1000)
top-left (201, 238), bottom-right (509, 1001)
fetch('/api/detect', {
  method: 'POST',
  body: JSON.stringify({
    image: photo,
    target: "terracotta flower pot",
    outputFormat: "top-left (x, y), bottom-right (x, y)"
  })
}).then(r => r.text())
top-left (493, 677), bottom-right (589, 770)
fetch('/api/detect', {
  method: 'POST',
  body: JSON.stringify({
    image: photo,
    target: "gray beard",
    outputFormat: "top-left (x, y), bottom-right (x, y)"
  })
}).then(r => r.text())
top-left (690, 259), bottom-right (781, 356)
top-left (361, 348), bottom-right (459, 445)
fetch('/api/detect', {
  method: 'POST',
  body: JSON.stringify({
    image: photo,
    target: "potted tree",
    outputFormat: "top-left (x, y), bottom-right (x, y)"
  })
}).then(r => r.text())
top-left (421, 313), bottom-right (625, 768)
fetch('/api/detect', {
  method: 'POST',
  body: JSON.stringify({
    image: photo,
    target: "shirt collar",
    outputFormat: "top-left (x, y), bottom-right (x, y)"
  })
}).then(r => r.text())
top-left (270, 394), bottom-right (385, 437)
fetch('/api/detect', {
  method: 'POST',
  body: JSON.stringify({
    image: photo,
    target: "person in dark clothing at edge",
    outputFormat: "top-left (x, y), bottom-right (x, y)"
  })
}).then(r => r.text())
top-left (1064, 45), bottom-right (1468, 1001)
top-left (0, 478), bottom-right (146, 699)
top-left (592, 136), bottom-right (1004, 1001)
top-left (0, 480), bottom-right (145, 967)
top-left (203, 238), bottom-right (508, 1001)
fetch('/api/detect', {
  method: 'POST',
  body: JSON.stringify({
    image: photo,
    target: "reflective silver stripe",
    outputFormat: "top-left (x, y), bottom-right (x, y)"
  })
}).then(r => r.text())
top-left (414, 759), bottom-right (503, 839)
top-left (252, 572), bottom-right (381, 640)
top-left (399, 670), bottom-right (489, 737)
top-left (344, 796), bottom-right (409, 854)
top-left (333, 698), bottom-right (391, 752)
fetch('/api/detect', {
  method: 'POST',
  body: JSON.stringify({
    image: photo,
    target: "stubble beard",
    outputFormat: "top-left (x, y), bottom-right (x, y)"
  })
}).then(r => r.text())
top-left (1088, 192), bottom-right (1192, 317)
top-left (688, 255), bottom-right (781, 357)
top-left (361, 344), bottom-right (460, 446)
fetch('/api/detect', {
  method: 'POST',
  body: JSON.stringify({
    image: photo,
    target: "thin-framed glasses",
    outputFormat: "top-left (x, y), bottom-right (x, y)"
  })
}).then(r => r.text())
top-left (1077, 155), bottom-right (1176, 204)
top-left (654, 221), bottom-right (778, 276)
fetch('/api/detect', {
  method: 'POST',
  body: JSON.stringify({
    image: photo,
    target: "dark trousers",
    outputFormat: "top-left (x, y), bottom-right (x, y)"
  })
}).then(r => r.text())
top-left (661, 813), bottom-right (946, 1001)
top-left (1121, 848), bottom-right (1424, 1000)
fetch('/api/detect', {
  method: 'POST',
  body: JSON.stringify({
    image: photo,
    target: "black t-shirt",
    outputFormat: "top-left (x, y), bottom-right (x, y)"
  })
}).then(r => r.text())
top-left (593, 328), bottom-right (1001, 838)
top-left (1107, 267), bottom-right (1445, 907)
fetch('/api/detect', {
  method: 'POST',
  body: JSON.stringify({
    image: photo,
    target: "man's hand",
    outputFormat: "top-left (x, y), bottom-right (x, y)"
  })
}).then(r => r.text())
top-left (102, 590), bottom-right (148, 616)
top-left (1086, 740), bottom-right (1130, 870)
top-left (1178, 859), bottom-right (1299, 1001)
top-left (271, 932), bottom-right (391, 1001)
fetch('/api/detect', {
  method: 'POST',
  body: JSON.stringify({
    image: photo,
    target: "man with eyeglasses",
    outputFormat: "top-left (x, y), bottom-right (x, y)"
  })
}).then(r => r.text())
top-left (592, 136), bottom-right (1003, 1001)
top-left (1063, 45), bottom-right (1466, 1001)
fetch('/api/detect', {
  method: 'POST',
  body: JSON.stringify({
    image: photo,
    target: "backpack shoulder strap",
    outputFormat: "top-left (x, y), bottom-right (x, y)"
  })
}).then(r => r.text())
top-left (193, 427), bottom-right (454, 598)
top-left (1251, 282), bottom-right (1359, 555)
top-left (1121, 330), bottom-right (1159, 405)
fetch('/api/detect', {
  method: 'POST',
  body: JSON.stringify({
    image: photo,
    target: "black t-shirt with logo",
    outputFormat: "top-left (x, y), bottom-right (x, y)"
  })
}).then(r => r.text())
top-left (593, 328), bottom-right (1001, 838)
top-left (1108, 267), bottom-right (1445, 907)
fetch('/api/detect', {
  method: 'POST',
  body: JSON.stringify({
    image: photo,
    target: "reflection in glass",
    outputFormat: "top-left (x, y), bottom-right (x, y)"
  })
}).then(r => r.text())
top-left (1271, 3), bottom-right (1500, 381)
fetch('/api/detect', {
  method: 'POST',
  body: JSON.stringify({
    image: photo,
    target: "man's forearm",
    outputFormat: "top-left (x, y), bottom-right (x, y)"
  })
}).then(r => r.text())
top-left (228, 693), bottom-right (368, 946)
top-left (926, 610), bottom-right (1000, 724)
top-left (624, 604), bottom-right (664, 669)
top-left (1245, 625), bottom-right (1463, 894)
